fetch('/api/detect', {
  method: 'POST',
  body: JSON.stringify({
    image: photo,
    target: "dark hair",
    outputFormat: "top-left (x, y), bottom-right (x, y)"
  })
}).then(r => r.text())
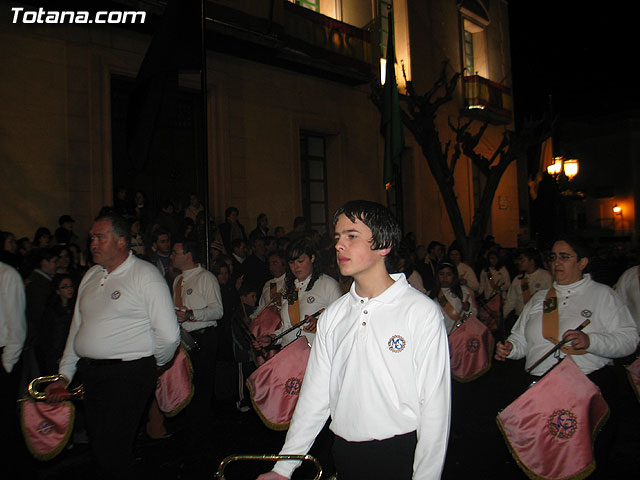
top-left (447, 243), bottom-right (464, 261)
top-left (180, 239), bottom-right (202, 264)
top-left (485, 248), bottom-right (504, 270)
top-left (268, 249), bottom-right (286, 263)
top-left (427, 241), bottom-right (444, 253)
top-left (33, 227), bottom-right (52, 246)
top-left (212, 259), bottom-right (230, 276)
top-left (94, 212), bottom-right (131, 245)
top-left (17, 237), bottom-right (31, 252)
top-left (293, 216), bottom-right (307, 229)
top-left (225, 206), bottom-right (239, 220)
top-left (238, 282), bottom-right (258, 298)
top-left (432, 260), bottom-right (463, 300)
top-left (517, 247), bottom-right (542, 269)
top-left (52, 273), bottom-right (74, 290)
top-left (332, 200), bottom-right (401, 251)
top-left (554, 235), bottom-right (591, 261)
top-left (284, 238), bottom-right (320, 295)
top-left (152, 228), bottom-right (171, 244)
top-left (0, 231), bottom-right (14, 251)
top-left (256, 213), bottom-right (267, 226)
top-left (231, 238), bottom-right (246, 252)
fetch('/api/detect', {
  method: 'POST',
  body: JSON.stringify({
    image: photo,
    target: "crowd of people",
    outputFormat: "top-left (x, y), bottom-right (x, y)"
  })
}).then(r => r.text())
top-left (2, 193), bottom-right (640, 479)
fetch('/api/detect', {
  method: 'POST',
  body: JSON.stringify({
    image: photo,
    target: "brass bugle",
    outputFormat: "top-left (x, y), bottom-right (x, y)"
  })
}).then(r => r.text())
top-left (27, 375), bottom-right (84, 401)
top-left (214, 454), bottom-right (323, 480)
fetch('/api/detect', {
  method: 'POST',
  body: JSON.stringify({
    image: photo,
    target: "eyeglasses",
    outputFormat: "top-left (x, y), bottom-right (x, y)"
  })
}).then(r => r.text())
top-left (547, 253), bottom-right (576, 262)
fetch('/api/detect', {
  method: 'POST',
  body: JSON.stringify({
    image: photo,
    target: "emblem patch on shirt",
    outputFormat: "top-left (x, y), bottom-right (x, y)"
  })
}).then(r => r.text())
top-left (388, 335), bottom-right (406, 353)
top-left (306, 296), bottom-right (315, 304)
top-left (542, 296), bottom-right (557, 313)
top-left (581, 310), bottom-right (592, 318)
top-left (547, 409), bottom-right (578, 439)
top-left (111, 290), bottom-right (121, 300)
top-left (284, 377), bottom-right (302, 395)
top-left (186, 288), bottom-right (193, 295)
top-left (37, 421), bottom-right (54, 435)
top-left (466, 337), bottom-right (480, 353)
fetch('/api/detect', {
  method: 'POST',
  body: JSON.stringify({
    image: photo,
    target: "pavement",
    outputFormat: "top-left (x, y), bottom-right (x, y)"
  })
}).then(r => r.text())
top-left (11, 358), bottom-right (640, 480)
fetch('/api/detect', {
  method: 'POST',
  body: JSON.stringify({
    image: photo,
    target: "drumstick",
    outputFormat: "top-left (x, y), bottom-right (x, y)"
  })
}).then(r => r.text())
top-left (269, 308), bottom-right (325, 345)
top-left (525, 319), bottom-right (591, 374)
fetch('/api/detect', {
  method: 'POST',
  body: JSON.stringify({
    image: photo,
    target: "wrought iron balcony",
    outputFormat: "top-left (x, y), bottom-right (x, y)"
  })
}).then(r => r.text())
top-left (462, 75), bottom-right (513, 125)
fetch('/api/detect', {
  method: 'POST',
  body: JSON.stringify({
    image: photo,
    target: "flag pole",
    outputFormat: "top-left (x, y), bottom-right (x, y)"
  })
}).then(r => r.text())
top-left (199, 0), bottom-right (211, 270)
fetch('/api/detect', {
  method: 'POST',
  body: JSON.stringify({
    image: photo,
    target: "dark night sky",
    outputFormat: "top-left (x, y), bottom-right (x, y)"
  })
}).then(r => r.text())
top-left (508, 2), bottom-right (635, 124)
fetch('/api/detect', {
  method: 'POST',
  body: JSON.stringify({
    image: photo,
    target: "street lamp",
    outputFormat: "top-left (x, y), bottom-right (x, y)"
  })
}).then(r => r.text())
top-left (563, 159), bottom-right (579, 180)
top-left (546, 157), bottom-right (579, 181)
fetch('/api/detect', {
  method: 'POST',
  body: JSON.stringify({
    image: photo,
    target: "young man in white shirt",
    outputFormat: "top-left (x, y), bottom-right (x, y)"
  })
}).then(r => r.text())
top-left (257, 200), bottom-right (451, 480)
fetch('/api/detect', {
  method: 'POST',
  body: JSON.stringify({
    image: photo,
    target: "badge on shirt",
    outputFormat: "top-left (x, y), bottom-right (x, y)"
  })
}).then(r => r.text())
top-left (581, 309), bottom-right (592, 318)
top-left (186, 288), bottom-right (193, 295)
top-left (388, 335), bottom-right (406, 353)
top-left (111, 290), bottom-right (121, 300)
top-left (306, 296), bottom-right (315, 304)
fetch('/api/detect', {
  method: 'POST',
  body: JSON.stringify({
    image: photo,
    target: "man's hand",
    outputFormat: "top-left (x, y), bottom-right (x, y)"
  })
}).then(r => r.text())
top-left (495, 341), bottom-right (513, 361)
top-left (175, 308), bottom-right (193, 324)
top-left (44, 379), bottom-right (69, 403)
top-left (256, 472), bottom-right (288, 480)
top-left (302, 315), bottom-right (318, 333)
top-left (562, 329), bottom-right (590, 350)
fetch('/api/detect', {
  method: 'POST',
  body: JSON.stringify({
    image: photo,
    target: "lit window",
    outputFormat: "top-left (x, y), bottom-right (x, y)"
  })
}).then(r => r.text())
top-left (462, 18), bottom-right (487, 78)
top-left (289, 0), bottom-right (320, 13)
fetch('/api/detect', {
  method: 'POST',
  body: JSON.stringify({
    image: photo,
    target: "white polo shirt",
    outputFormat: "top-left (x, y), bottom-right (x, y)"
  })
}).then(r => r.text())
top-left (59, 252), bottom-right (180, 382)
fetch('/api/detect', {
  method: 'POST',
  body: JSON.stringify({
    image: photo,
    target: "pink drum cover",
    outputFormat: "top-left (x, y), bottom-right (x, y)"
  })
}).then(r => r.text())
top-left (449, 314), bottom-right (495, 382)
top-left (21, 398), bottom-right (74, 461)
top-left (246, 337), bottom-right (311, 430)
top-left (156, 346), bottom-right (194, 417)
top-left (250, 305), bottom-right (282, 338)
top-left (626, 356), bottom-right (640, 403)
top-left (497, 357), bottom-right (609, 480)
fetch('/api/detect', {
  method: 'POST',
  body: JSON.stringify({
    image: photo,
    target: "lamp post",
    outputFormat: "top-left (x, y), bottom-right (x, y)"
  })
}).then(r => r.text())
top-left (613, 204), bottom-right (623, 231)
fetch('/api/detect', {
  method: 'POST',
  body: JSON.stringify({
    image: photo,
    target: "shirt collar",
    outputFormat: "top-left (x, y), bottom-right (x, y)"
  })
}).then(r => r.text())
top-left (348, 273), bottom-right (407, 305)
top-left (101, 251), bottom-right (134, 275)
top-left (34, 269), bottom-right (52, 281)
top-left (294, 275), bottom-right (311, 291)
top-left (181, 264), bottom-right (202, 280)
top-left (554, 273), bottom-right (591, 293)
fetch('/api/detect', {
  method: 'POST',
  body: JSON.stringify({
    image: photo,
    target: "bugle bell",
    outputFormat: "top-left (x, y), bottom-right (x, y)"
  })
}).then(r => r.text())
top-left (214, 454), bottom-right (331, 480)
top-left (26, 375), bottom-right (84, 401)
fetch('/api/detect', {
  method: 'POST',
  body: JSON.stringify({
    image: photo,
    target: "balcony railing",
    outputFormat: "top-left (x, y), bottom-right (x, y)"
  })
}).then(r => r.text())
top-left (462, 75), bottom-right (512, 125)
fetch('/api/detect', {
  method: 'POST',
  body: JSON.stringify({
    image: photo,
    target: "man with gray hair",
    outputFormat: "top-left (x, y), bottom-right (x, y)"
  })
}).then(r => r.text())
top-left (45, 212), bottom-right (180, 479)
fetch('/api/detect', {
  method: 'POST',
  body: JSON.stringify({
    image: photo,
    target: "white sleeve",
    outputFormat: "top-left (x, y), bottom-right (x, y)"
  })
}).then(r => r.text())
top-left (587, 290), bottom-right (638, 358)
top-left (272, 312), bottom-right (332, 478)
top-left (413, 307), bottom-right (451, 479)
top-left (193, 274), bottom-right (224, 322)
top-left (58, 280), bottom-right (86, 382)
top-left (144, 277), bottom-right (180, 366)
top-left (506, 295), bottom-right (536, 361)
top-left (1, 269), bottom-right (27, 373)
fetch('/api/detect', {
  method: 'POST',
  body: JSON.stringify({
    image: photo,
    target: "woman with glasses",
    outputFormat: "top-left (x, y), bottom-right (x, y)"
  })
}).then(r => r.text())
top-left (496, 235), bottom-right (637, 374)
top-left (495, 235), bottom-right (638, 474)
